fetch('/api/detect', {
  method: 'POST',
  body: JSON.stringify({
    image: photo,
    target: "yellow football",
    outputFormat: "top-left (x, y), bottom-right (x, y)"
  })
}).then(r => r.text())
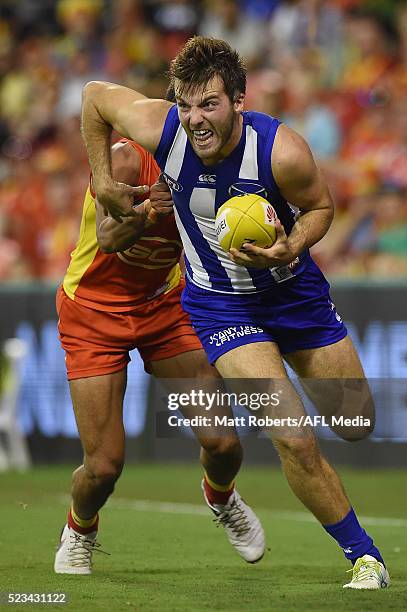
top-left (215, 193), bottom-right (277, 252)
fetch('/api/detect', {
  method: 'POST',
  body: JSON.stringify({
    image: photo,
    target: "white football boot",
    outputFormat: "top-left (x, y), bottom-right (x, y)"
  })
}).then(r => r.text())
top-left (54, 524), bottom-right (104, 575)
top-left (202, 482), bottom-right (265, 563)
top-left (343, 554), bottom-right (390, 589)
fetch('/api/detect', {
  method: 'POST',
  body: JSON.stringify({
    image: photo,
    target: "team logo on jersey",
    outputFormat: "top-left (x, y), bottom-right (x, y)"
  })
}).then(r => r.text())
top-left (197, 174), bottom-right (216, 185)
top-left (228, 182), bottom-right (268, 199)
top-left (160, 172), bottom-right (183, 192)
top-left (118, 237), bottom-right (182, 268)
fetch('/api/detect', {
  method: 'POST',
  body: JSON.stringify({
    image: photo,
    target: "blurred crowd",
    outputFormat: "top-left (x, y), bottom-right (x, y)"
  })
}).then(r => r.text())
top-left (0, 0), bottom-right (406, 281)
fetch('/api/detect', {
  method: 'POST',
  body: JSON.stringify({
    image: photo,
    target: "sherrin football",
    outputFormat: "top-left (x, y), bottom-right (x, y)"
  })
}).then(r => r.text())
top-left (215, 193), bottom-right (277, 252)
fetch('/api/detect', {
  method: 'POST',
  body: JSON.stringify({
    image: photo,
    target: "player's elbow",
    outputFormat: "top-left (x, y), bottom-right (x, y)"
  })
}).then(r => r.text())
top-left (326, 203), bottom-right (334, 227)
top-left (82, 80), bottom-right (104, 101)
top-left (319, 199), bottom-right (334, 232)
top-left (324, 188), bottom-right (335, 222)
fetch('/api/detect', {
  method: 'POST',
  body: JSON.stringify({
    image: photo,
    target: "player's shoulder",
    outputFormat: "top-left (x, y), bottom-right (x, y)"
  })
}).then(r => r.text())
top-left (111, 139), bottom-right (143, 185)
top-left (272, 124), bottom-right (318, 188)
top-left (273, 124), bottom-right (315, 171)
top-left (160, 103), bottom-right (179, 129)
top-left (155, 104), bottom-right (180, 168)
top-left (243, 110), bottom-right (281, 136)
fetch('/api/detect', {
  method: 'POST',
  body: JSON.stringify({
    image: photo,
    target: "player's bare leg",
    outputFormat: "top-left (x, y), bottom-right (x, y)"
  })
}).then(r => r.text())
top-left (69, 370), bottom-right (127, 519)
top-left (151, 349), bottom-right (242, 484)
top-left (55, 369), bottom-right (126, 574)
top-left (150, 349), bottom-right (265, 563)
top-left (285, 335), bottom-right (375, 441)
top-left (285, 335), bottom-right (388, 587)
top-left (216, 342), bottom-right (349, 523)
top-left (215, 340), bottom-right (388, 587)
top-left (276, 336), bottom-right (372, 523)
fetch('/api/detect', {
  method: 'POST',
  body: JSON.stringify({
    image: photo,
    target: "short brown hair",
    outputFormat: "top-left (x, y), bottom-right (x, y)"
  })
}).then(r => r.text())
top-left (169, 36), bottom-right (246, 102)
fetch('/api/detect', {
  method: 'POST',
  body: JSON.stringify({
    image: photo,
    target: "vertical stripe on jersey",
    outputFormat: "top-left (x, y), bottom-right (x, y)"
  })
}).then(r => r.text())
top-left (164, 124), bottom-right (188, 179)
top-left (239, 125), bottom-right (258, 180)
top-left (163, 122), bottom-right (226, 289)
top-left (173, 206), bottom-right (212, 288)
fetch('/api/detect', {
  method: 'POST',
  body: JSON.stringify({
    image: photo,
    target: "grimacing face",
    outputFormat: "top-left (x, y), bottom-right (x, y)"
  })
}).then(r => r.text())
top-left (175, 75), bottom-right (244, 166)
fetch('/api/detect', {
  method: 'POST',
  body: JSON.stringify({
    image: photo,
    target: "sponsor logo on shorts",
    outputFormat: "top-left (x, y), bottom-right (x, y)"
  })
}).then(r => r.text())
top-left (209, 325), bottom-right (264, 347)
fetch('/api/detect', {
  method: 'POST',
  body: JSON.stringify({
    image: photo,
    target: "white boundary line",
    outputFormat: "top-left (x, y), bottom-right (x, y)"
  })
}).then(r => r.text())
top-left (57, 495), bottom-right (407, 527)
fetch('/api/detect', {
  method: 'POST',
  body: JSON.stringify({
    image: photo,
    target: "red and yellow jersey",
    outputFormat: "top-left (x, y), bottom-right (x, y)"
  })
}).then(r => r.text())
top-left (62, 142), bottom-right (182, 312)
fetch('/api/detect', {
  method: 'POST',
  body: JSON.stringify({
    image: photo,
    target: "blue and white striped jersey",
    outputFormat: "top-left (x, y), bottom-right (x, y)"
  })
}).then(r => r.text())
top-left (155, 106), bottom-right (311, 293)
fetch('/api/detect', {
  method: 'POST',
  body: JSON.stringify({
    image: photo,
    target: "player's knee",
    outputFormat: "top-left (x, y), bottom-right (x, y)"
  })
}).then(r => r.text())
top-left (326, 381), bottom-right (376, 442)
top-left (201, 436), bottom-right (242, 461)
top-left (85, 455), bottom-right (124, 488)
top-left (274, 435), bottom-right (322, 474)
top-left (333, 421), bottom-right (374, 442)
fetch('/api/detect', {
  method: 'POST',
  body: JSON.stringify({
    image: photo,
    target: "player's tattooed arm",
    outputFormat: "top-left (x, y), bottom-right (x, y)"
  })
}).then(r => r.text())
top-left (96, 142), bottom-right (154, 253)
top-left (231, 125), bottom-right (334, 269)
top-left (81, 81), bottom-right (171, 222)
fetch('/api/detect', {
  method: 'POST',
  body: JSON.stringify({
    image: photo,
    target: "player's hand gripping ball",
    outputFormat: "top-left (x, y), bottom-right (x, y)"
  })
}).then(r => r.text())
top-left (215, 193), bottom-right (277, 252)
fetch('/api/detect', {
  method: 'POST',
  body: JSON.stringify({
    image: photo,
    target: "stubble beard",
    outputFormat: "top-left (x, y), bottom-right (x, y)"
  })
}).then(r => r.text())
top-left (193, 109), bottom-right (237, 165)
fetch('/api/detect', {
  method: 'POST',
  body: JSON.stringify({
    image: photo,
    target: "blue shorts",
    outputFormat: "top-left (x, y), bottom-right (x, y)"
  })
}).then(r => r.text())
top-left (181, 265), bottom-right (347, 364)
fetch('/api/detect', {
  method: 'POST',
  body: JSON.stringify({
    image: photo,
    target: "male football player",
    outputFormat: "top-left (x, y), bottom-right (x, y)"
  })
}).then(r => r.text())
top-left (55, 137), bottom-right (264, 574)
top-left (79, 37), bottom-right (389, 588)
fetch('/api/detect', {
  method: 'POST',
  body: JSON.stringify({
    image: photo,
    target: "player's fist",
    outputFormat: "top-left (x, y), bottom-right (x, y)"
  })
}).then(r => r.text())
top-left (98, 180), bottom-right (150, 223)
top-left (142, 199), bottom-right (157, 226)
top-left (148, 179), bottom-right (174, 216)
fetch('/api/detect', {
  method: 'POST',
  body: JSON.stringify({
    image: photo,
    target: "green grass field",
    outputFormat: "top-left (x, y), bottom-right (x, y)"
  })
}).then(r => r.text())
top-left (0, 464), bottom-right (406, 611)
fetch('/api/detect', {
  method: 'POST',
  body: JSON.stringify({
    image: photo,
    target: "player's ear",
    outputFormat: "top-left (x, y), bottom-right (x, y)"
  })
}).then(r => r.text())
top-left (233, 92), bottom-right (245, 112)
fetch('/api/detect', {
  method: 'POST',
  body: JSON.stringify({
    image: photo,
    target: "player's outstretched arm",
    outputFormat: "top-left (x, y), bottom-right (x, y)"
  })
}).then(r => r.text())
top-left (81, 81), bottom-right (172, 221)
top-left (96, 143), bottom-right (174, 253)
top-left (230, 125), bottom-right (334, 269)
